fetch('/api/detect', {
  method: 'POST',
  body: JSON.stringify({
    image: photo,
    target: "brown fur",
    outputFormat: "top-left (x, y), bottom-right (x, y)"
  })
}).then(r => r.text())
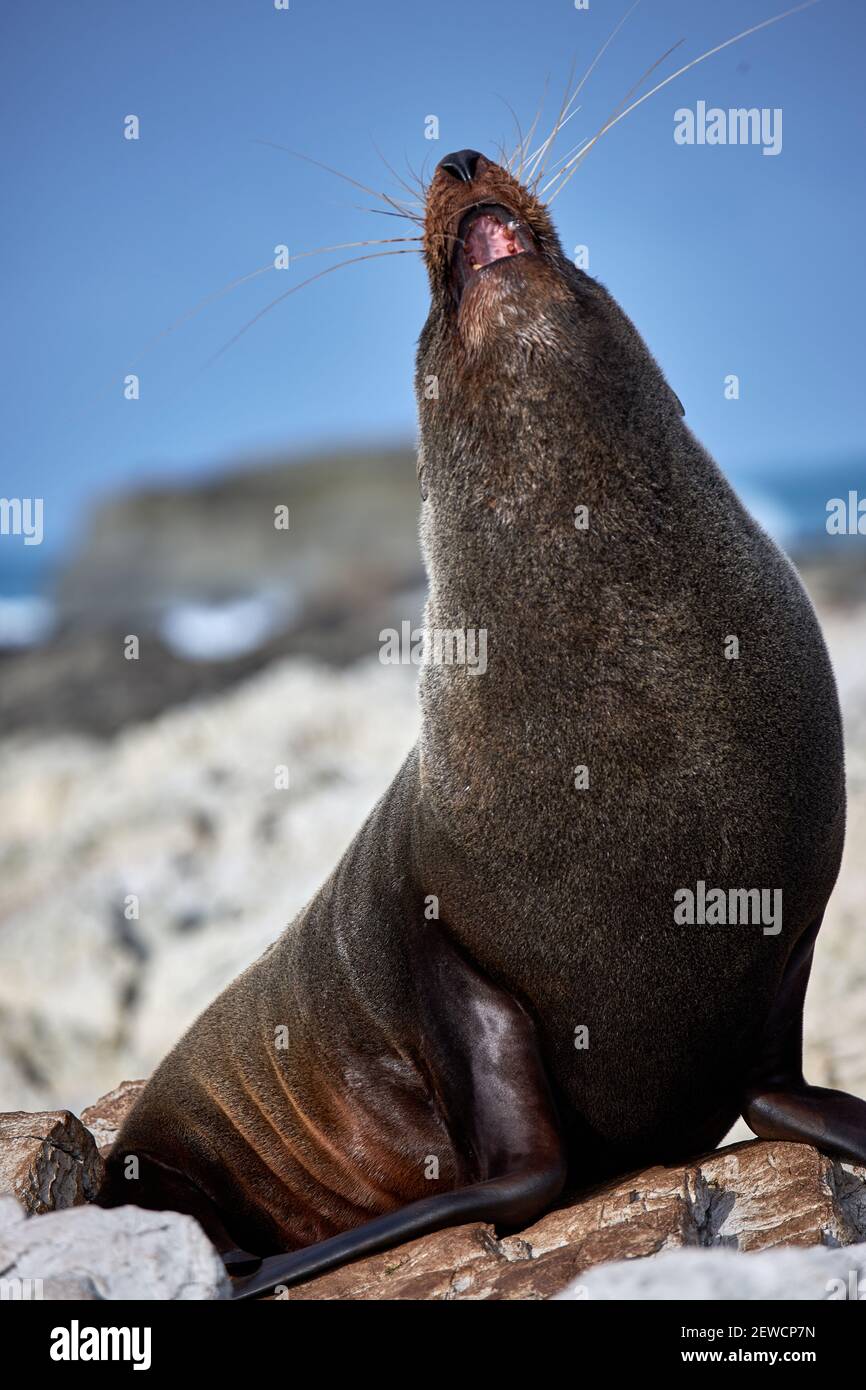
top-left (100, 151), bottom-right (846, 1257)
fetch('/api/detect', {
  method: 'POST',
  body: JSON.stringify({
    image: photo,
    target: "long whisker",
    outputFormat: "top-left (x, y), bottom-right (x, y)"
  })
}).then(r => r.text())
top-left (143, 238), bottom-right (418, 340)
top-left (544, 38), bottom-right (685, 200)
top-left (543, 134), bottom-right (592, 180)
top-left (93, 237), bottom-right (421, 406)
top-left (528, 0), bottom-right (644, 186)
top-left (352, 205), bottom-right (418, 219)
top-left (535, 151), bottom-right (591, 211)
top-left (203, 250), bottom-right (420, 370)
top-left (494, 92), bottom-right (526, 173)
top-left (82, 262), bottom-right (278, 409)
top-left (524, 54), bottom-right (579, 187)
top-left (372, 140), bottom-right (425, 206)
top-left (123, 263), bottom-right (275, 373)
top-left (292, 237), bottom-right (421, 261)
top-left (524, 105), bottom-right (583, 178)
top-left (404, 154), bottom-right (429, 199)
top-left (514, 75), bottom-right (550, 180)
top-left (548, 0), bottom-right (820, 200)
top-left (252, 140), bottom-right (423, 223)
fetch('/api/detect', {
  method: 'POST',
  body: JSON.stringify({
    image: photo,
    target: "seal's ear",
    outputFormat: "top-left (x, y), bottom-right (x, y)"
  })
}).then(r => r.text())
top-left (671, 387), bottom-right (685, 417)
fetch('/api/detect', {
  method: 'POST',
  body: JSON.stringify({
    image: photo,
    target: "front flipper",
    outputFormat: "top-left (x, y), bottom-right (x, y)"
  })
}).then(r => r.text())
top-left (231, 924), bottom-right (566, 1299)
top-left (742, 912), bottom-right (866, 1165)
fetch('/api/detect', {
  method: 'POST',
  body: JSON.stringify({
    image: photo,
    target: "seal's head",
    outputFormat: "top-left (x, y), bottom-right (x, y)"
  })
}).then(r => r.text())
top-left (421, 148), bottom-right (572, 360)
top-left (416, 148), bottom-right (681, 520)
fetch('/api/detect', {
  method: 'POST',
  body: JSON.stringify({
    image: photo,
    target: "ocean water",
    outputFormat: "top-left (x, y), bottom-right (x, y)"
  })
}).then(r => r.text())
top-left (0, 549), bottom-right (59, 648)
top-left (730, 460), bottom-right (866, 551)
top-left (0, 549), bottom-right (55, 598)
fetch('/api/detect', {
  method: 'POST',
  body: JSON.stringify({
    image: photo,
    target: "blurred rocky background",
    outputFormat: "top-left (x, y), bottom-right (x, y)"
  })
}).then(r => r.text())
top-left (0, 448), bottom-right (423, 737)
top-left (0, 445), bottom-right (864, 1132)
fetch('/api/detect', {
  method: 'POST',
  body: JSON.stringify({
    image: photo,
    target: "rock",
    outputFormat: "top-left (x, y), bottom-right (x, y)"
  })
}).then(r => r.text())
top-left (0, 587), bottom-right (424, 740)
top-left (281, 1141), bottom-right (866, 1300)
top-left (0, 656), bottom-right (419, 1112)
top-left (557, 1241), bottom-right (866, 1301)
top-left (0, 1196), bottom-right (230, 1300)
top-left (80, 1080), bottom-right (146, 1156)
top-left (0, 446), bottom-right (425, 738)
top-left (2, 1114), bottom-right (861, 1300)
top-left (55, 447), bottom-right (422, 634)
top-left (0, 1110), bottom-right (103, 1213)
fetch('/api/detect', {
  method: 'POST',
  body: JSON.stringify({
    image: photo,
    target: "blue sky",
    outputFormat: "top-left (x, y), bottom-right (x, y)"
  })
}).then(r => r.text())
top-left (2, 0), bottom-right (864, 574)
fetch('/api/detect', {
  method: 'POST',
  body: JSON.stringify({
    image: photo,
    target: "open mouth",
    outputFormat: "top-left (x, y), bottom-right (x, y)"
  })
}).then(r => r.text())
top-left (451, 203), bottom-right (535, 302)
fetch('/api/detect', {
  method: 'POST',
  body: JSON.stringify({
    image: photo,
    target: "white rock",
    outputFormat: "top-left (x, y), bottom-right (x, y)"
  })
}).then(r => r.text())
top-left (0, 656), bottom-right (418, 1110)
top-left (0, 1197), bottom-right (230, 1300)
top-left (557, 1241), bottom-right (866, 1301)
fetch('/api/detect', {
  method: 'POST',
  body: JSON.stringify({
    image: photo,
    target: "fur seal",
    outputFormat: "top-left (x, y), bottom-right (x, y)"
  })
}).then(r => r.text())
top-left (99, 148), bottom-right (863, 1297)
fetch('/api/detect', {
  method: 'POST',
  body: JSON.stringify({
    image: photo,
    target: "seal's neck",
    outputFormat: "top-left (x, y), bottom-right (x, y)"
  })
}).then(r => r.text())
top-left (419, 399), bottom-right (697, 648)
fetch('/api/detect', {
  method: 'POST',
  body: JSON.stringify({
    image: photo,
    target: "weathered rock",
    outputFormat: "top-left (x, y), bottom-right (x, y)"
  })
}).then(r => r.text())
top-left (0, 447), bottom-right (425, 739)
top-left (56, 447), bottom-right (422, 635)
top-left (281, 1141), bottom-right (866, 1301)
top-left (0, 1110), bottom-right (103, 1213)
top-left (2, 1112), bottom-right (862, 1300)
top-left (557, 1240), bottom-right (866, 1301)
top-left (0, 1196), bottom-right (230, 1300)
top-left (0, 656), bottom-right (420, 1114)
top-left (80, 1080), bottom-right (146, 1156)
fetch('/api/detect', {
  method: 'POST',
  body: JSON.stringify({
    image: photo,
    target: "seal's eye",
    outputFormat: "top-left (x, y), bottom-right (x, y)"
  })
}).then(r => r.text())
top-left (451, 203), bottom-right (535, 303)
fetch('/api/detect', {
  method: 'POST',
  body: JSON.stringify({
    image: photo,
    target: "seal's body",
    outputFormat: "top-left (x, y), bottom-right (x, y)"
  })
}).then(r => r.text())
top-left (101, 150), bottom-right (861, 1296)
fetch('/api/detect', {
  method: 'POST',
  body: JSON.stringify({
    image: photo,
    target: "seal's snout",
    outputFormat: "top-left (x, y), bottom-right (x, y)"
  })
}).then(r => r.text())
top-left (422, 147), bottom-right (567, 350)
top-left (438, 149), bottom-right (483, 183)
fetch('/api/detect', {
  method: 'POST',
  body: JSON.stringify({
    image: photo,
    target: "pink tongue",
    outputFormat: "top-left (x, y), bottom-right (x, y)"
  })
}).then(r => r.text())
top-left (464, 214), bottom-right (521, 269)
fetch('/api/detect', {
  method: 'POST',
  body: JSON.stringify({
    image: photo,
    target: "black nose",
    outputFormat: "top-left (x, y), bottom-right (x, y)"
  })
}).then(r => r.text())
top-left (438, 149), bottom-right (482, 183)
